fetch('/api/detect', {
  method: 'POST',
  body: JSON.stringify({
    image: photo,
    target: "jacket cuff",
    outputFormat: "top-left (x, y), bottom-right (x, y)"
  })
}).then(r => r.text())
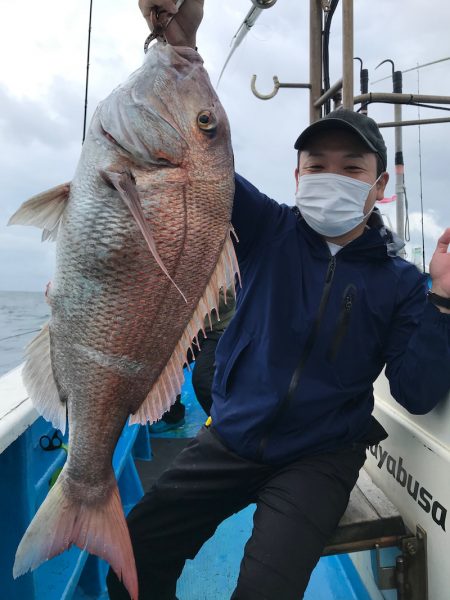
top-left (424, 301), bottom-right (450, 329)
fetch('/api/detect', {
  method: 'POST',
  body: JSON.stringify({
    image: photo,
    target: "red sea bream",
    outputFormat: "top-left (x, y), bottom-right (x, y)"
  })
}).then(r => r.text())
top-left (8, 42), bottom-right (237, 599)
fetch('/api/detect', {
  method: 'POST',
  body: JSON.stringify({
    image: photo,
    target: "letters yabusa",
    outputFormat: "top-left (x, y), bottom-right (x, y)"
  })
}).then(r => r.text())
top-left (370, 443), bottom-right (447, 532)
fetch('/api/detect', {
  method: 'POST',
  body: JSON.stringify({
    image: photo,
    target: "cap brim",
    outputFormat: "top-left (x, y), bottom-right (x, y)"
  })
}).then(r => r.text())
top-left (294, 118), bottom-right (379, 155)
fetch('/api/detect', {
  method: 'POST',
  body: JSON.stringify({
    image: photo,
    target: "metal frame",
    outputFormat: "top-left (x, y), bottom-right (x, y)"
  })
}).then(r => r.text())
top-left (250, 0), bottom-right (450, 243)
top-left (373, 525), bottom-right (428, 600)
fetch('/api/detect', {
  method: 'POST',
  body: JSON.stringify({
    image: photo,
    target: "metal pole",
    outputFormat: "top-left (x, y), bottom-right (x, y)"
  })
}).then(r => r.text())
top-left (342, 0), bottom-right (354, 109)
top-left (314, 78), bottom-right (343, 107)
top-left (378, 116), bottom-right (450, 128)
top-left (82, 0), bottom-right (94, 144)
top-left (354, 92), bottom-right (450, 105)
top-left (392, 69), bottom-right (406, 253)
top-left (309, 0), bottom-right (322, 123)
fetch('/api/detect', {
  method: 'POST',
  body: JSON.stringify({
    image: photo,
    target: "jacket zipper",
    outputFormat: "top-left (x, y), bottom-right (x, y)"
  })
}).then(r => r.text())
top-left (327, 284), bottom-right (356, 362)
top-left (257, 255), bottom-right (337, 460)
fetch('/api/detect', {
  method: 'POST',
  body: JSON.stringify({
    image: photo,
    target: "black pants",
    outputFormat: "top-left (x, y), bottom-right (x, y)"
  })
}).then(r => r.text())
top-left (107, 428), bottom-right (366, 600)
top-left (107, 427), bottom-right (366, 600)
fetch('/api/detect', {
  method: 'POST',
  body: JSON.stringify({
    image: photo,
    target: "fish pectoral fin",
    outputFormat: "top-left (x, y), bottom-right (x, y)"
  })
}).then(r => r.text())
top-left (22, 323), bottom-right (67, 434)
top-left (130, 232), bottom-right (240, 427)
top-left (8, 182), bottom-right (70, 242)
top-left (101, 168), bottom-right (187, 304)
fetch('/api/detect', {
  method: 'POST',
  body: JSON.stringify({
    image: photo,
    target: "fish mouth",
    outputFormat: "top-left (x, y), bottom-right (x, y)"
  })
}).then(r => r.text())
top-left (154, 41), bottom-right (203, 64)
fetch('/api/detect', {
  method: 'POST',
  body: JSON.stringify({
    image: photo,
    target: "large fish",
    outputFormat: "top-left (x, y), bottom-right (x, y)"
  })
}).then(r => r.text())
top-left (8, 42), bottom-right (237, 599)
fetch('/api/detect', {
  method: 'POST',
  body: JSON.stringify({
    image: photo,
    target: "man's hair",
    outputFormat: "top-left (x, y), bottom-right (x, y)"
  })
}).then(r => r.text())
top-left (376, 155), bottom-right (385, 177)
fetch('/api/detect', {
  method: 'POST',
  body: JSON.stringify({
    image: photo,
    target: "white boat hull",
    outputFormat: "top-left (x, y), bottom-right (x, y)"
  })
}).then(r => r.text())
top-left (362, 370), bottom-right (450, 599)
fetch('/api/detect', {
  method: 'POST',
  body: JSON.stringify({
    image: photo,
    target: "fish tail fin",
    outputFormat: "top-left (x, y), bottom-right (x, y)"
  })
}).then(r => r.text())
top-left (13, 473), bottom-right (138, 600)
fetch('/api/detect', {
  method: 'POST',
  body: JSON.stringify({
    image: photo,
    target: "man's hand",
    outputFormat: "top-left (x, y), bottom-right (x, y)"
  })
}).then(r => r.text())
top-left (139, 0), bottom-right (204, 48)
top-left (430, 227), bottom-right (450, 313)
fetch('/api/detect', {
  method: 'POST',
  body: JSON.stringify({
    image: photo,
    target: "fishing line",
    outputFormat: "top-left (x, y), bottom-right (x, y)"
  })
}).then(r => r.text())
top-left (404, 187), bottom-right (410, 243)
top-left (407, 102), bottom-right (450, 112)
top-left (417, 66), bottom-right (426, 272)
top-left (0, 329), bottom-right (41, 343)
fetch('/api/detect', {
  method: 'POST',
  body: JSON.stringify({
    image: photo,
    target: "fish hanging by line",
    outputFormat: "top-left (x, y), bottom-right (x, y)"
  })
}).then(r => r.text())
top-left (8, 41), bottom-right (238, 600)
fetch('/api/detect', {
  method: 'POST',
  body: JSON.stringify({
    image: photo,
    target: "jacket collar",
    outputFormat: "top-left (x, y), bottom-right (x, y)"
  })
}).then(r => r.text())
top-left (292, 206), bottom-right (405, 262)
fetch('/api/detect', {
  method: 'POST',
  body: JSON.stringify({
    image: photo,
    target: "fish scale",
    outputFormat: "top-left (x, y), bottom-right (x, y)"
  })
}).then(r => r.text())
top-left (8, 42), bottom-right (237, 600)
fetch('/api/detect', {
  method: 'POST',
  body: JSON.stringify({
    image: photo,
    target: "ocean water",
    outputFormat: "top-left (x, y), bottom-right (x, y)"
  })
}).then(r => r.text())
top-left (0, 291), bottom-right (50, 377)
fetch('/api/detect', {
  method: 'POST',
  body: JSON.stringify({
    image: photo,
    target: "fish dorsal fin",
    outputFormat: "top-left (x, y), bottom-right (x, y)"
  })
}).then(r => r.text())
top-left (102, 169), bottom-right (187, 304)
top-left (8, 183), bottom-right (70, 242)
top-left (22, 323), bottom-right (67, 434)
top-left (129, 230), bottom-right (240, 426)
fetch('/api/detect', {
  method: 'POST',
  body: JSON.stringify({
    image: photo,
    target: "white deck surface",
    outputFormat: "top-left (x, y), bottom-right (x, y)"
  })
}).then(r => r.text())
top-left (0, 365), bottom-right (38, 454)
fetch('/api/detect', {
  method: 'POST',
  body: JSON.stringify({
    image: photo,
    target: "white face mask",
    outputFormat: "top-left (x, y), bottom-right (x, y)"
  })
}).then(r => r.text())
top-left (295, 172), bottom-right (382, 237)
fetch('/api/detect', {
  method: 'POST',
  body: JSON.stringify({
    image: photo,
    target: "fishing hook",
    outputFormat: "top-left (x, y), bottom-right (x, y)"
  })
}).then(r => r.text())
top-left (144, 0), bottom-right (186, 53)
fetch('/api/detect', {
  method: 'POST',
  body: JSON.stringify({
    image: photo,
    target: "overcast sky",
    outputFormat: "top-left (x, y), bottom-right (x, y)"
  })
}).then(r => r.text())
top-left (1, 0), bottom-right (450, 291)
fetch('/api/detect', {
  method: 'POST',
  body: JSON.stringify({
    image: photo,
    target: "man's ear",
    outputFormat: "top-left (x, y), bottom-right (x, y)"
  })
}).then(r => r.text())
top-left (376, 172), bottom-right (389, 201)
top-left (294, 167), bottom-right (299, 193)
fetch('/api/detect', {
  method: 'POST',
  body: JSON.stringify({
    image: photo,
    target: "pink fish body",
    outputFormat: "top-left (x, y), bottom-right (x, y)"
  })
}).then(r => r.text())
top-left (8, 42), bottom-right (237, 599)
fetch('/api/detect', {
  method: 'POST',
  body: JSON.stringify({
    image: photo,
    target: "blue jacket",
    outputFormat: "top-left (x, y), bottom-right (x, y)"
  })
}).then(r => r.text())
top-left (210, 174), bottom-right (450, 464)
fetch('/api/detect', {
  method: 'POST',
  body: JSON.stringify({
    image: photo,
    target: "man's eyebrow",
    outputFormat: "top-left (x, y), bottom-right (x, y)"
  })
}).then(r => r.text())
top-left (304, 151), bottom-right (324, 157)
top-left (343, 152), bottom-right (365, 158)
top-left (303, 151), bottom-right (367, 158)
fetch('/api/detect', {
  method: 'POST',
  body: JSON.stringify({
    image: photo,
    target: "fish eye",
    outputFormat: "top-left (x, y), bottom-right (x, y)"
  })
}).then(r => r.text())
top-left (197, 111), bottom-right (217, 132)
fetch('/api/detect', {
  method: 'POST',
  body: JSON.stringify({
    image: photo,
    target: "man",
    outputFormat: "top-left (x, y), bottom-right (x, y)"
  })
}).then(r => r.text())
top-left (107, 2), bottom-right (450, 598)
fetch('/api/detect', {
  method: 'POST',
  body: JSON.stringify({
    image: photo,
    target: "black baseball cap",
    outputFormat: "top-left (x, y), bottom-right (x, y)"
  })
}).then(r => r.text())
top-left (294, 108), bottom-right (387, 170)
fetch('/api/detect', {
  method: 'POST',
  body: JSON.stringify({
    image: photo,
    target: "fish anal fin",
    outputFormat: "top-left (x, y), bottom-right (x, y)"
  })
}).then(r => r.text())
top-left (101, 169), bottom-right (187, 303)
top-left (13, 473), bottom-right (138, 600)
top-left (130, 232), bottom-right (240, 426)
top-left (22, 323), bottom-right (67, 434)
top-left (8, 183), bottom-right (70, 241)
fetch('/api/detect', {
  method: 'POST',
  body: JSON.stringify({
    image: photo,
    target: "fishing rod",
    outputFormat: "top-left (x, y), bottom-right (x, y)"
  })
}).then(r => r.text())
top-left (82, 0), bottom-right (94, 144)
top-left (416, 67), bottom-right (426, 273)
top-left (375, 59), bottom-right (408, 253)
top-left (217, 0), bottom-right (278, 84)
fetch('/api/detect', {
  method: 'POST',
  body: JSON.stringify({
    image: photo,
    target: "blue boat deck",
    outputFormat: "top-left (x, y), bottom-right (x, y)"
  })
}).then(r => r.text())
top-left (139, 371), bottom-right (373, 600)
top-left (0, 368), bottom-right (374, 599)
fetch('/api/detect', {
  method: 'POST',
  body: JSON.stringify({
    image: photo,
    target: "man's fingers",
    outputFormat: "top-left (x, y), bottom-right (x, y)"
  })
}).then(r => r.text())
top-left (435, 227), bottom-right (450, 254)
top-left (139, 0), bottom-right (178, 18)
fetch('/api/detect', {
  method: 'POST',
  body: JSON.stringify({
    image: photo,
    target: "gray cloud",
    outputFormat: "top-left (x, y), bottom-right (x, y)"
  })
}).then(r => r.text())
top-left (0, 78), bottom-right (84, 148)
top-left (1, 0), bottom-right (450, 291)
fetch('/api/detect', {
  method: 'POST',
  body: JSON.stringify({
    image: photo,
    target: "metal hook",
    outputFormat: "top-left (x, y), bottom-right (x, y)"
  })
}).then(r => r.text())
top-left (144, 0), bottom-right (185, 53)
top-left (251, 75), bottom-right (281, 100)
top-left (251, 0), bottom-right (278, 7)
top-left (354, 56), bottom-right (363, 75)
top-left (375, 58), bottom-right (395, 76)
top-left (251, 75), bottom-right (310, 101)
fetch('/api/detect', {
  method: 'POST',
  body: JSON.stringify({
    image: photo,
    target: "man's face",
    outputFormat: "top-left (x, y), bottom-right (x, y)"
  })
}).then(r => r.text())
top-left (295, 128), bottom-right (388, 217)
